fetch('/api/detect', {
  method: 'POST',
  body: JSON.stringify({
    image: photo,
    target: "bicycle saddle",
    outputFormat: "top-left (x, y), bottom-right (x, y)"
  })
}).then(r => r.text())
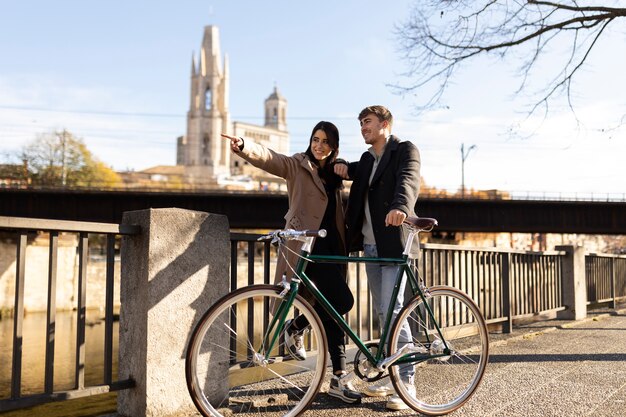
top-left (404, 216), bottom-right (438, 231)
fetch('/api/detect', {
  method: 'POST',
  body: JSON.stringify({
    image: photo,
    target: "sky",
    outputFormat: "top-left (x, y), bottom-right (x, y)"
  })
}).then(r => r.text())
top-left (1, 0), bottom-right (625, 199)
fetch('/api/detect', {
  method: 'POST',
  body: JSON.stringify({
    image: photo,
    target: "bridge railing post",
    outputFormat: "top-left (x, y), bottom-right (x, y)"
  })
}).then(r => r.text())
top-left (556, 245), bottom-right (587, 320)
top-left (610, 258), bottom-right (616, 309)
top-left (500, 252), bottom-right (512, 333)
top-left (118, 208), bottom-right (230, 417)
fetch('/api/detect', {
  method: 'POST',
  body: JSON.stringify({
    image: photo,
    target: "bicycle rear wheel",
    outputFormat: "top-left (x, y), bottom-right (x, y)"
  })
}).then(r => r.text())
top-left (186, 284), bottom-right (327, 417)
top-left (388, 286), bottom-right (489, 415)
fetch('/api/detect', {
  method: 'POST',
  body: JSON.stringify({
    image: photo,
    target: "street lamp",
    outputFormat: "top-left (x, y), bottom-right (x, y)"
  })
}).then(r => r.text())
top-left (461, 143), bottom-right (476, 198)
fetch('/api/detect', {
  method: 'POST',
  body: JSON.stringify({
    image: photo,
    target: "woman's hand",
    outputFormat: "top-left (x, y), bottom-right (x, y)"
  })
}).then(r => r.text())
top-left (221, 133), bottom-right (243, 153)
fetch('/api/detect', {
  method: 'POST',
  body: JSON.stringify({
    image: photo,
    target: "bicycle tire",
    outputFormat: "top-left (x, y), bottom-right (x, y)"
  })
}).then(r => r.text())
top-left (388, 285), bottom-right (489, 415)
top-left (186, 284), bottom-right (327, 417)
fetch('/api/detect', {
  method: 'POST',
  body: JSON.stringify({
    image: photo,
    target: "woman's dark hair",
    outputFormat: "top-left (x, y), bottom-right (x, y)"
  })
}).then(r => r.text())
top-left (305, 121), bottom-right (342, 189)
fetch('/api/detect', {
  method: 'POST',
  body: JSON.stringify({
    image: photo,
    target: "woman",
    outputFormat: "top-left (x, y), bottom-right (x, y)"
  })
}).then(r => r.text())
top-left (222, 121), bottom-right (361, 404)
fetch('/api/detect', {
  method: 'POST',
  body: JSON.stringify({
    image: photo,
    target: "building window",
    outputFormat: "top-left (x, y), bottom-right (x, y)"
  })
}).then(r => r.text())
top-left (202, 135), bottom-right (210, 155)
top-left (205, 87), bottom-right (211, 110)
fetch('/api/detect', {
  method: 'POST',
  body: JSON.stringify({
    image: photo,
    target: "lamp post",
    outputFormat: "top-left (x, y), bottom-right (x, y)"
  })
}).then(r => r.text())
top-left (461, 143), bottom-right (476, 198)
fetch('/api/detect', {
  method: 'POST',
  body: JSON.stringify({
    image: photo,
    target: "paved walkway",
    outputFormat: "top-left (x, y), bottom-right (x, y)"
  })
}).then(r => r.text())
top-left (97, 306), bottom-right (626, 417)
top-left (302, 307), bottom-right (626, 417)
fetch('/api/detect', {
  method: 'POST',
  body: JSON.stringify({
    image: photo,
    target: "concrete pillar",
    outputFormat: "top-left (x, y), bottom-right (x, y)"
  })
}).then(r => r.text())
top-left (556, 245), bottom-right (587, 320)
top-left (118, 208), bottom-right (230, 417)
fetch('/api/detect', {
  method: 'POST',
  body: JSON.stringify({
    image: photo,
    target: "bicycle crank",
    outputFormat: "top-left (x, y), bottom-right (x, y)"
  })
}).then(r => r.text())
top-left (353, 342), bottom-right (387, 382)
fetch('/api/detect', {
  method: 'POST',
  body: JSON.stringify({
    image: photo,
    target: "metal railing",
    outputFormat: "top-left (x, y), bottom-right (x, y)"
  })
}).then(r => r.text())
top-left (1, 182), bottom-right (625, 202)
top-left (419, 244), bottom-right (566, 332)
top-left (0, 216), bottom-right (139, 412)
top-left (2, 217), bottom-right (625, 412)
top-left (225, 236), bottom-right (626, 342)
top-left (586, 254), bottom-right (626, 307)
top-left (226, 236), bottom-right (573, 341)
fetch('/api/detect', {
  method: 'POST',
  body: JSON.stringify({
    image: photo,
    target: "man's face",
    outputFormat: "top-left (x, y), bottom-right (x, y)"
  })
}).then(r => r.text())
top-left (359, 114), bottom-right (387, 145)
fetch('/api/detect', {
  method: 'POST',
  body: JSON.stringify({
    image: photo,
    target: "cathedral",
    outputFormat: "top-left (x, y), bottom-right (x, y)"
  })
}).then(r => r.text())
top-left (176, 25), bottom-right (290, 189)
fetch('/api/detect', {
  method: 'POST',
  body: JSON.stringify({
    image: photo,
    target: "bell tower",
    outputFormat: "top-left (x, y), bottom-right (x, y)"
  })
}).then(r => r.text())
top-left (177, 25), bottom-right (231, 181)
top-left (264, 86), bottom-right (287, 132)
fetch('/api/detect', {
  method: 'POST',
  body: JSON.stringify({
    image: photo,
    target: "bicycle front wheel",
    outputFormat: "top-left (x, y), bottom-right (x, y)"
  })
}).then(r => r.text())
top-left (186, 284), bottom-right (327, 417)
top-left (388, 286), bottom-right (489, 415)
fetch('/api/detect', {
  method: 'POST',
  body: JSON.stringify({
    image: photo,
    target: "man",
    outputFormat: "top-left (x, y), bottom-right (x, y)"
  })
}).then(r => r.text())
top-left (335, 105), bottom-right (420, 411)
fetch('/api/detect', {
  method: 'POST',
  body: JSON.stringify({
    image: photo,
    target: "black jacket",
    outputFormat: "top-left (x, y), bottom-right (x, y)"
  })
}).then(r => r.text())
top-left (345, 135), bottom-right (421, 258)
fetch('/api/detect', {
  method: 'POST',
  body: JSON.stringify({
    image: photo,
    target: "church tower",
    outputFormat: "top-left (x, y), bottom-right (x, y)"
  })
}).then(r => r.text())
top-left (176, 25), bottom-right (290, 189)
top-left (177, 25), bottom-right (231, 181)
top-left (264, 86), bottom-right (287, 132)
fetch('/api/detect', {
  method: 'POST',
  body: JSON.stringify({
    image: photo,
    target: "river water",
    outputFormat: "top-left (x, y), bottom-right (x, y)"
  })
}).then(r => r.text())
top-left (0, 309), bottom-right (118, 399)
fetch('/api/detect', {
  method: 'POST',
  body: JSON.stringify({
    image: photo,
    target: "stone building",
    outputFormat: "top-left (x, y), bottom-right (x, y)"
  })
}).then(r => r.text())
top-left (176, 25), bottom-right (289, 189)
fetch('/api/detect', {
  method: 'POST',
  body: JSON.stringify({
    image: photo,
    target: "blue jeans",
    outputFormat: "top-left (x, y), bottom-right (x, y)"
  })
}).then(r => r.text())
top-left (363, 244), bottom-right (414, 382)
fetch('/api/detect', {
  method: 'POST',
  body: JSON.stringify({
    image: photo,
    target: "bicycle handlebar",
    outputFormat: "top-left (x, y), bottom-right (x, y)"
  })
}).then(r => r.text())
top-left (256, 217), bottom-right (437, 245)
top-left (257, 228), bottom-right (327, 242)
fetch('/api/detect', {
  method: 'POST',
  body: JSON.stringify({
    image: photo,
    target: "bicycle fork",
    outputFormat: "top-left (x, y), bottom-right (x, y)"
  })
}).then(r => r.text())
top-left (256, 276), bottom-right (298, 362)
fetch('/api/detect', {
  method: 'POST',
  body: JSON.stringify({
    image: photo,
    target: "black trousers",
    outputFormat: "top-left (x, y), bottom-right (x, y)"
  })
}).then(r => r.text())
top-left (293, 261), bottom-right (354, 374)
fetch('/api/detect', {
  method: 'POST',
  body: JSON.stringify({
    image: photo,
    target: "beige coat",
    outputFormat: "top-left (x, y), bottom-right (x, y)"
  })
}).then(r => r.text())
top-left (236, 139), bottom-right (346, 284)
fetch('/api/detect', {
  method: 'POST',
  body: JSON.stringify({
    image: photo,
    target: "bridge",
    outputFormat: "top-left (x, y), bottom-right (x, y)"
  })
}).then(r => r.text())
top-left (1, 187), bottom-right (625, 234)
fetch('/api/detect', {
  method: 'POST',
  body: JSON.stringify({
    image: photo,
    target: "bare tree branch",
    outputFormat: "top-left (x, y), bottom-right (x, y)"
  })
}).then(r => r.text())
top-left (393, 0), bottom-right (626, 116)
top-left (528, 0), bottom-right (625, 14)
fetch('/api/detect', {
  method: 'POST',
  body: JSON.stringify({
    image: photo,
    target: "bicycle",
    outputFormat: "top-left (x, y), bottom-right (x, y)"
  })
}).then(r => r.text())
top-left (186, 216), bottom-right (489, 416)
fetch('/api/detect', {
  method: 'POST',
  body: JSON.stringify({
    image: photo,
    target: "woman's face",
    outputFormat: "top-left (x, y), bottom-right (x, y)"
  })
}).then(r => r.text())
top-left (310, 129), bottom-right (334, 166)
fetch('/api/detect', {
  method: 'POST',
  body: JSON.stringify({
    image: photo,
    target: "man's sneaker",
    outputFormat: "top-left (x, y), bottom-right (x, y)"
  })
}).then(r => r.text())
top-left (283, 319), bottom-right (306, 361)
top-left (386, 384), bottom-right (416, 411)
top-left (328, 374), bottom-right (362, 404)
top-left (362, 379), bottom-right (394, 397)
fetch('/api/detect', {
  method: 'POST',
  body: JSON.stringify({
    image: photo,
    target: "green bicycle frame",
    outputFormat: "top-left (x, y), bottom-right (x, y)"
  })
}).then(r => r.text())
top-left (262, 245), bottom-right (452, 368)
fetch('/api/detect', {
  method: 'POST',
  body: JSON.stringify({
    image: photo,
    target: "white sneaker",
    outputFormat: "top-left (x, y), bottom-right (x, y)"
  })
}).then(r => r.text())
top-left (328, 374), bottom-right (362, 404)
top-left (386, 384), bottom-right (416, 411)
top-left (283, 319), bottom-right (306, 361)
top-left (362, 380), bottom-right (394, 397)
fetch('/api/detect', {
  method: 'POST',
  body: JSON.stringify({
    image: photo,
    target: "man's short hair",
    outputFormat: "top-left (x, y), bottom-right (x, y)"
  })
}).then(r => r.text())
top-left (358, 105), bottom-right (393, 128)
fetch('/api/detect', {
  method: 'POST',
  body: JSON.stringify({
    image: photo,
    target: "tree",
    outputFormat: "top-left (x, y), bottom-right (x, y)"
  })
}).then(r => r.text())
top-left (394, 1), bottom-right (626, 117)
top-left (20, 129), bottom-right (121, 188)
